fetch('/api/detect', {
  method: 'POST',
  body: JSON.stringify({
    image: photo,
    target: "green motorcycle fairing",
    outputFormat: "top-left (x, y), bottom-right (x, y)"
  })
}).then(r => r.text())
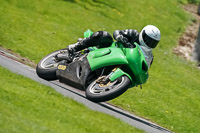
top-left (84, 29), bottom-right (93, 38)
top-left (87, 47), bottom-right (128, 71)
top-left (124, 43), bottom-right (149, 85)
top-left (84, 30), bottom-right (149, 87)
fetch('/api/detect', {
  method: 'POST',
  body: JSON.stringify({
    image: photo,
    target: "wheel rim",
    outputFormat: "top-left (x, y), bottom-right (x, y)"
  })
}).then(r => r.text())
top-left (40, 51), bottom-right (60, 69)
top-left (89, 77), bottom-right (125, 94)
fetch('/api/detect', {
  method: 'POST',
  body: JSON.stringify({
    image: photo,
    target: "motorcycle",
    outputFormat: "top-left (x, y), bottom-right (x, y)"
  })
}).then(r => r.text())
top-left (36, 30), bottom-right (149, 102)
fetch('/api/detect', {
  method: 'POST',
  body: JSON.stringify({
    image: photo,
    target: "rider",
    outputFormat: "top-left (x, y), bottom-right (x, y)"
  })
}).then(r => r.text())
top-left (56, 25), bottom-right (161, 68)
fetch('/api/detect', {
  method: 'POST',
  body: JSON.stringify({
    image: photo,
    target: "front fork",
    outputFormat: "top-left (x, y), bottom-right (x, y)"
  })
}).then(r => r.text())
top-left (109, 67), bottom-right (132, 83)
top-left (95, 67), bottom-right (133, 88)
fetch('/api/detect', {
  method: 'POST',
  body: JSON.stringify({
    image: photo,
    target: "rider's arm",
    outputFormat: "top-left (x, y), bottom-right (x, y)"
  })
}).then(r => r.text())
top-left (113, 29), bottom-right (139, 42)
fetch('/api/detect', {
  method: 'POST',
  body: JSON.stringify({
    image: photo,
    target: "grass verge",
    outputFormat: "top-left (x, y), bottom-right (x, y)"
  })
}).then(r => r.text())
top-left (0, 66), bottom-right (144, 133)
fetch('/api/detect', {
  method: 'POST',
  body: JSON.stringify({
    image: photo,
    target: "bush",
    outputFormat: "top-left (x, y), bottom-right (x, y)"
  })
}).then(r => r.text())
top-left (188, 0), bottom-right (200, 4)
top-left (177, 0), bottom-right (200, 4)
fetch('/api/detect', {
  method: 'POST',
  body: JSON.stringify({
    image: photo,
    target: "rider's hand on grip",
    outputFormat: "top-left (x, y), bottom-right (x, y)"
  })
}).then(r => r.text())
top-left (116, 35), bottom-right (128, 44)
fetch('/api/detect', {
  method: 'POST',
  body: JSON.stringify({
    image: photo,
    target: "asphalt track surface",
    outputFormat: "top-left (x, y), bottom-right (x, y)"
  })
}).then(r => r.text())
top-left (0, 50), bottom-right (173, 133)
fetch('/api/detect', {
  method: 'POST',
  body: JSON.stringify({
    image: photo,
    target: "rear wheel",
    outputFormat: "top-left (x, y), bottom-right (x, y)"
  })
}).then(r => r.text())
top-left (85, 75), bottom-right (131, 102)
top-left (36, 48), bottom-right (67, 80)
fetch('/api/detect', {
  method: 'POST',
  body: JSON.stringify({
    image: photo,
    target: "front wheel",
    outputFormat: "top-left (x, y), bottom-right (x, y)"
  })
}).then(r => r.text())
top-left (85, 76), bottom-right (131, 102)
top-left (36, 48), bottom-right (67, 80)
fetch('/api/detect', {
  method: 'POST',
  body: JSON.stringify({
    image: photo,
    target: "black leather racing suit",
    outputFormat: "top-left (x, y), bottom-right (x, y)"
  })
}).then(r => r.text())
top-left (75, 29), bottom-right (139, 50)
top-left (74, 29), bottom-right (153, 67)
top-left (73, 31), bottom-right (113, 51)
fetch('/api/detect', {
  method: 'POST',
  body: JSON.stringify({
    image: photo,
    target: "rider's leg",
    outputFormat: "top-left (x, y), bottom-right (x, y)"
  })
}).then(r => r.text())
top-left (68, 31), bottom-right (113, 52)
top-left (56, 31), bottom-right (113, 62)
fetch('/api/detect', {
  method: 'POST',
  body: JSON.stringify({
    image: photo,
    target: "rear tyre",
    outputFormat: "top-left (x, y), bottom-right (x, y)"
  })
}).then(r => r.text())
top-left (36, 48), bottom-right (67, 80)
top-left (85, 76), bottom-right (131, 102)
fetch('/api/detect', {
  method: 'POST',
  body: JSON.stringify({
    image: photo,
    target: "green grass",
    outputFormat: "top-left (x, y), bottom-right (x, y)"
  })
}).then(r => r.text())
top-left (0, 66), bottom-right (144, 133)
top-left (0, 0), bottom-right (188, 63)
top-left (0, 0), bottom-right (200, 133)
top-left (111, 55), bottom-right (200, 132)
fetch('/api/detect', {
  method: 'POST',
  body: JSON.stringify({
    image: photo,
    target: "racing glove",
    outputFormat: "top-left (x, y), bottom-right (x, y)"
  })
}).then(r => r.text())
top-left (115, 35), bottom-right (128, 44)
top-left (115, 35), bottom-right (134, 48)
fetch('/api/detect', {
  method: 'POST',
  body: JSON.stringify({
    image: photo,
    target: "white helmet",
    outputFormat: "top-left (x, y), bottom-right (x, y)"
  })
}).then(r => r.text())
top-left (139, 25), bottom-right (161, 48)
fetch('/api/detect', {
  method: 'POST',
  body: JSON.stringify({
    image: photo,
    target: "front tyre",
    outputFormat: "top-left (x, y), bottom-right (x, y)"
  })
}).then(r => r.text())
top-left (36, 48), bottom-right (67, 80)
top-left (85, 76), bottom-right (131, 102)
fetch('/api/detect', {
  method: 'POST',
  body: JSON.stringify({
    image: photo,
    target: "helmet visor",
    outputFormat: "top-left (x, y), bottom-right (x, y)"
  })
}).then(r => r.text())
top-left (142, 30), bottom-right (159, 48)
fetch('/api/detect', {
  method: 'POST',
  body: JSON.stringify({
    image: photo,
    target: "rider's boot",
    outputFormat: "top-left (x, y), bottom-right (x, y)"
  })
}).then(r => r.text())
top-left (68, 39), bottom-right (83, 52)
top-left (55, 38), bottom-right (84, 62)
top-left (54, 50), bottom-right (73, 62)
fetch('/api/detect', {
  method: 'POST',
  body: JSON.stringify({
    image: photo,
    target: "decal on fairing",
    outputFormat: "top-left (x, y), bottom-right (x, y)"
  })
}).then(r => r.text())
top-left (58, 65), bottom-right (66, 70)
